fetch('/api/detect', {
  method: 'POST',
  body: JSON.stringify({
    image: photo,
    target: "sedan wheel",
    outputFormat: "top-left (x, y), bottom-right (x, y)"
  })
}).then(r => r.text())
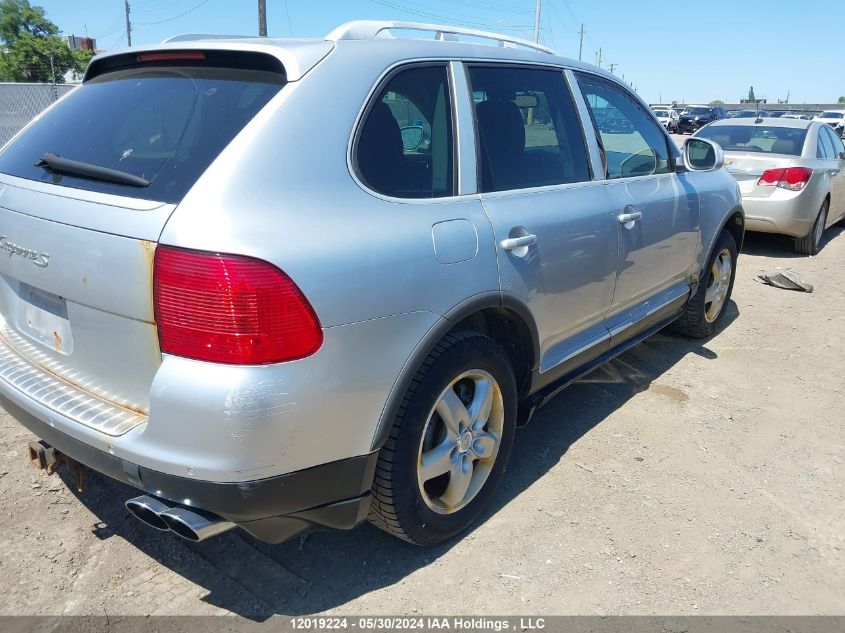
top-left (794, 201), bottom-right (828, 256)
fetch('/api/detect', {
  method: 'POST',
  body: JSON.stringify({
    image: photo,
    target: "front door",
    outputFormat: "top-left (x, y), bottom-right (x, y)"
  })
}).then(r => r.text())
top-left (574, 72), bottom-right (699, 338)
top-left (465, 64), bottom-right (618, 383)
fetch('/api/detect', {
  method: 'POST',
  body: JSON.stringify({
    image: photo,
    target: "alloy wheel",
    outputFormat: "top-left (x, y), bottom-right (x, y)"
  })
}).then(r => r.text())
top-left (417, 370), bottom-right (504, 514)
top-left (704, 248), bottom-right (732, 323)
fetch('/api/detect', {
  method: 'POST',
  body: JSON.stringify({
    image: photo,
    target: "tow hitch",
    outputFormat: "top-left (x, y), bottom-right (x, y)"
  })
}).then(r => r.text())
top-left (28, 440), bottom-right (85, 492)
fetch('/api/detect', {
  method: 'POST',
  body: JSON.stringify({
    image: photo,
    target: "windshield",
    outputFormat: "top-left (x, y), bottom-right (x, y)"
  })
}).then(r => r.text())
top-left (819, 112), bottom-right (844, 119)
top-left (696, 125), bottom-right (807, 155)
top-left (685, 107), bottom-right (711, 116)
top-left (0, 62), bottom-right (284, 203)
top-left (653, 110), bottom-right (669, 117)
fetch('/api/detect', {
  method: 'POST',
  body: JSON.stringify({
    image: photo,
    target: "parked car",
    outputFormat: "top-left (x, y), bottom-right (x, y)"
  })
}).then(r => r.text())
top-left (652, 107), bottom-right (679, 132)
top-left (767, 110), bottom-right (788, 118)
top-left (0, 20), bottom-right (744, 547)
top-left (696, 118), bottom-right (845, 255)
top-left (677, 105), bottom-right (727, 134)
top-left (814, 110), bottom-right (845, 138)
top-left (732, 109), bottom-right (768, 119)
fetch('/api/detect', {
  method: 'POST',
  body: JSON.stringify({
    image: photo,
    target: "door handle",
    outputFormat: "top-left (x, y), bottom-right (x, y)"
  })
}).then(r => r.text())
top-left (501, 234), bottom-right (537, 251)
top-left (618, 211), bottom-right (642, 226)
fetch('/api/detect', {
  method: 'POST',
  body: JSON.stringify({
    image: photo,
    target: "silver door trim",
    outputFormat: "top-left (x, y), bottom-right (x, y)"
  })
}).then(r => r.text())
top-left (449, 61), bottom-right (478, 196)
top-left (608, 285), bottom-right (690, 338)
top-left (539, 330), bottom-right (610, 374)
top-left (565, 68), bottom-right (606, 180)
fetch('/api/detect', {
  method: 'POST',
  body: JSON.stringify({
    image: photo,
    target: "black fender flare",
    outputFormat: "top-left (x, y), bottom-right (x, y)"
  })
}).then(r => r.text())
top-left (369, 291), bottom-right (539, 450)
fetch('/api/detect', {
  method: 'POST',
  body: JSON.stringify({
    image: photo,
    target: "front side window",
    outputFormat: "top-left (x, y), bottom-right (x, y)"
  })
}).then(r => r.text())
top-left (576, 72), bottom-right (672, 179)
top-left (355, 65), bottom-right (453, 198)
top-left (467, 65), bottom-right (590, 193)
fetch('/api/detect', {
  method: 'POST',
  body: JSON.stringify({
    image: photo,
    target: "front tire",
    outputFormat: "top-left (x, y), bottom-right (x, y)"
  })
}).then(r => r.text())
top-left (369, 331), bottom-right (517, 546)
top-left (671, 229), bottom-right (737, 338)
top-left (794, 201), bottom-right (828, 255)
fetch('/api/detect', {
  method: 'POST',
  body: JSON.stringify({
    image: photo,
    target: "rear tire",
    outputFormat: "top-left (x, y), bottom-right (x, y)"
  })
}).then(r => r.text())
top-left (671, 229), bottom-right (737, 339)
top-left (368, 331), bottom-right (517, 546)
top-left (794, 201), bottom-right (828, 256)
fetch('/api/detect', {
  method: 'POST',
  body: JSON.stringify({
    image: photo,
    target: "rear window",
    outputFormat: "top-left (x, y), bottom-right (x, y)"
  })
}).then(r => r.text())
top-left (819, 111), bottom-right (844, 119)
top-left (0, 54), bottom-right (284, 203)
top-left (696, 125), bottom-right (807, 155)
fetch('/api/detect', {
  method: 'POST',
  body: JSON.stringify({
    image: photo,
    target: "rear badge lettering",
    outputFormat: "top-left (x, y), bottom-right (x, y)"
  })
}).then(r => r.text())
top-left (0, 236), bottom-right (50, 268)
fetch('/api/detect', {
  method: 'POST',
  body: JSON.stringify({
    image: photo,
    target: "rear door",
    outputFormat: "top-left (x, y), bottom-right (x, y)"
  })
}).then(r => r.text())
top-left (466, 64), bottom-right (618, 384)
top-left (574, 72), bottom-right (698, 340)
top-left (0, 50), bottom-right (286, 422)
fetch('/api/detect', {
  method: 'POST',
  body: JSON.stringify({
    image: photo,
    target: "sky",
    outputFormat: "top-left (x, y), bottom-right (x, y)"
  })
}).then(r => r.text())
top-left (37, 0), bottom-right (842, 105)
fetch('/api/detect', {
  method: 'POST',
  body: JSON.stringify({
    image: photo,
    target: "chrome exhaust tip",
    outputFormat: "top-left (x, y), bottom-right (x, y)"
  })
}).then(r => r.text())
top-left (158, 506), bottom-right (235, 542)
top-left (125, 495), bottom-right (171, 531)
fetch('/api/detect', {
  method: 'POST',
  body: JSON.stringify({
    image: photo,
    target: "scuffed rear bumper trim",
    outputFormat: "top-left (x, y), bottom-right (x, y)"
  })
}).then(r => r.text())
top-left (2, 393), bottom-right (377, 543)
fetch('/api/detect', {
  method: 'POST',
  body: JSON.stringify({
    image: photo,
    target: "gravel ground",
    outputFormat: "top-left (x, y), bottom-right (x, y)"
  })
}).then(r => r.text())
top-left (0, 224), bottom-right (843, 619)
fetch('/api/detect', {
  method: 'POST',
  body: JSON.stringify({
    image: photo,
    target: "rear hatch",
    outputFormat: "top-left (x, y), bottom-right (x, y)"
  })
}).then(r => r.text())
top-left (0, 48), bottom-right (289, 430)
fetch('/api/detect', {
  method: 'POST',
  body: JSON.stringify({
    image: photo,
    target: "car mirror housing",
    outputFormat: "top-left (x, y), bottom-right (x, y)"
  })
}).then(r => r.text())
top-left (683, 137), bottom-right (724, 172)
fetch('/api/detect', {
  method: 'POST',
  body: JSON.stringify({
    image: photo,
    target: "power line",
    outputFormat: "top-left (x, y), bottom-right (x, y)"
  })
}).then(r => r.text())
top-left (134, 0), bottom-right (211, 26)
top-left (367, 0), bottom-right (533, 31)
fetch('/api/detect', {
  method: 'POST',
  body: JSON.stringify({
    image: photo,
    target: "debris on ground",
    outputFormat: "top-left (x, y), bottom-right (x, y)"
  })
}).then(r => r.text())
top-left (755, 268), bottom-right (813, 292)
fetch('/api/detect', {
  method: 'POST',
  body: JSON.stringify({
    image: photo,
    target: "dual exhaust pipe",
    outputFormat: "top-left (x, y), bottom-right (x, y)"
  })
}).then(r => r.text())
top-left (125, 495), bottom-right (235, 542)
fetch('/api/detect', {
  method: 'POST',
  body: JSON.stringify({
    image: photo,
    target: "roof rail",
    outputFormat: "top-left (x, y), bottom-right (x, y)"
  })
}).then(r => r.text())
top-left (326, 20), bottom-right (556, 55)
top-left (162, 33), bottom-right (258, 43)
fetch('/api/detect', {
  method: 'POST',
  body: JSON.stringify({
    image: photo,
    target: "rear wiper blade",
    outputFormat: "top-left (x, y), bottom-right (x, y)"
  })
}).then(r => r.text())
top-left (35, 152), bottom-right (150, 188)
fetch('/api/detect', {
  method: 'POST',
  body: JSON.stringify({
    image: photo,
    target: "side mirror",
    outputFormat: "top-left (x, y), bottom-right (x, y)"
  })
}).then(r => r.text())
top-left (400, 126), bottom-right (424, 152)
top-left (683, 137), bottom-right (724, 172)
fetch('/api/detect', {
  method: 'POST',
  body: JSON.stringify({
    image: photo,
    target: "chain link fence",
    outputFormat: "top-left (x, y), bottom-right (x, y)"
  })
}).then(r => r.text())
top-left (0, 82), bottom-right (76, 147)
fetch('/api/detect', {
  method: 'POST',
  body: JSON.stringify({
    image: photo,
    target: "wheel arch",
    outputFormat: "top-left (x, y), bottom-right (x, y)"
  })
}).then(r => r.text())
top-left (370, 292), bottom-right (539, 450)
top-left (701, 204), bottom-right (744, 275)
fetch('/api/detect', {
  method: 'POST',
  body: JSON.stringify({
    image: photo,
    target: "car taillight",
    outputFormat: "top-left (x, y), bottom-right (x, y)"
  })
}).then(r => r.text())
top-left (757, 167), bottom-right (812, 191)
top-left (153, 246), bottom-right (322, 364)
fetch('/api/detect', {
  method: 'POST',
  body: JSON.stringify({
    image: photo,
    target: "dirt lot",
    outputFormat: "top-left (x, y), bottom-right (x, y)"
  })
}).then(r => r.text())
top-left (1, 224), bottom-right (843, 619)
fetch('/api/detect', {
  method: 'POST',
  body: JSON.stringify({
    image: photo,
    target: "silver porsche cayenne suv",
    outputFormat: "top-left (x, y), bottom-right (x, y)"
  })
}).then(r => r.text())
top-left (0, 21), bottom-right (744, 546)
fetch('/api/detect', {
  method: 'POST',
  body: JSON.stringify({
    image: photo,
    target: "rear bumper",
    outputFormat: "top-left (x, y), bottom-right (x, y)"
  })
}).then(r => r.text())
top-left (678, 120), bottom-right (708, 132)
top-left (2, 393), bottom-right (378, 543)
top-left (742, 191), bottom-right (821, 238)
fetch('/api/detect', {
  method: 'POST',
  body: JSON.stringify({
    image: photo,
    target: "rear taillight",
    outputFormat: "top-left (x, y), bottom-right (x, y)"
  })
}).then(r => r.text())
top-left (757, 167), bottom-right (813, 191)
top-left (153, 246), bottom-right (322, 365)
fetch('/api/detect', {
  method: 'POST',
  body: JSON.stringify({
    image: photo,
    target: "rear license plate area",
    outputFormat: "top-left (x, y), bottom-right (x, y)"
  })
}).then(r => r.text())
top-left (14, 282), bottom-right (73, 354)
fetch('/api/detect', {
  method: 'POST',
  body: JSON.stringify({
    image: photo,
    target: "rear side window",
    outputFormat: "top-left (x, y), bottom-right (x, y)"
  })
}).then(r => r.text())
top-left (0, 53), bottom-right (284, 203)
top-left (355, 65), bottom-right (454, 198)
top-left (826, 126), bottom-right (845, 157)
top-left (468, 65), bottom-right (590, 193)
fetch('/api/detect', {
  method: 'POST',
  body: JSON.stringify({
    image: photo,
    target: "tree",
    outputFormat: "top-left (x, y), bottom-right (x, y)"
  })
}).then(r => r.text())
top-left (748, 86), bottom-right (756, 103)
top-left (839, 96), bottom-right (845, 104)
top-left (0, 0), bottom-right (89, 82)
top-left (0, 0), bottom-right (55, 43)
top-left (709, 99), bottom-right (724, 105)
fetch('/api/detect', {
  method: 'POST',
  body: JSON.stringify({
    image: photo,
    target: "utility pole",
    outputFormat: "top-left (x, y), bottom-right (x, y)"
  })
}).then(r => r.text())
top-left (595, 47), bottom-right (602, 68)
top-left (258, 0), bottom-right (267, 37)
top-left (578, 24), bottom-right (585, 61)
top-left (533, 0), bottom-right (541, 43)
top-left (124, 0), bottom-right (132, 46)
top-left (608, 63), bottom-right (618, 74)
